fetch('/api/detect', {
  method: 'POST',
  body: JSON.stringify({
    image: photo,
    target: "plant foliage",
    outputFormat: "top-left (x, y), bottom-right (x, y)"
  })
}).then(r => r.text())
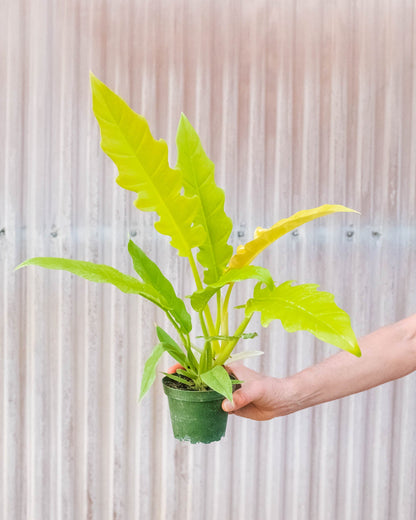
top-left (16, 74), bottom-right (361, 401)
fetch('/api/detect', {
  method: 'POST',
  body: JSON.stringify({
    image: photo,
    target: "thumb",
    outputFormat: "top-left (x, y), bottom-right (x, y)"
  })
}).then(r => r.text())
top-left (222, 385), bottom-right (259, 413)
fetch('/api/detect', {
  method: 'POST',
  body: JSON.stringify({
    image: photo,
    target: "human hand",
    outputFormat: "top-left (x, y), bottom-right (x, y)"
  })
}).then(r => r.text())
top-left (166, 363), bottom-right (299, 421)
top-left (222, 364), bottom-right (299, 421)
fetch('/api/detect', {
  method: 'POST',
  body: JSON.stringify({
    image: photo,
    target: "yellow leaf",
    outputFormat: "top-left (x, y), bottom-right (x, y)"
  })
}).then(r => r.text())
top-left (229, 204), bottom-right (359, 269)
top-left (90, 73), bottom-right (204, 257)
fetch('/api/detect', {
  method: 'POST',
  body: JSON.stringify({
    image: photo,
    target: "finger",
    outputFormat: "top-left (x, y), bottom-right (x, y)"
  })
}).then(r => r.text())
top-left (167, 363), bottom-right (183, 374)
top-left (229, 404), bottom-right (262, 420)
top-left (222, 385), bottom-right (261, 413)
top-left (224, 363), bottom-right (262, 382)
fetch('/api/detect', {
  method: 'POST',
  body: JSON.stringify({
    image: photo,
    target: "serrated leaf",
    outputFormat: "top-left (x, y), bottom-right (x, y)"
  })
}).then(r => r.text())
top-left (128, 240), bottom-right (192, 333)
top-left (90, 74), bottom-right (205, 257)
top-left (245, 281), bottom-right (361, 356)
top-left (200, 365), bottom-right (233, 401)
top-left (16, 257), bottom-right (168, 307)
top-left (176, 113), bottom-right (233, 283)
top-left (190, 265), bottom-right (274, 312)
top-left (229, 204), bottom-right (359, 268)
top-left (140, 343), bottom-right (165, 400)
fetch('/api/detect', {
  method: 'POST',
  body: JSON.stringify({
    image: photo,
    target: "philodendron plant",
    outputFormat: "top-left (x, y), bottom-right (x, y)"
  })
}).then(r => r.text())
top-left (17, 74), bottom-right (361, 403)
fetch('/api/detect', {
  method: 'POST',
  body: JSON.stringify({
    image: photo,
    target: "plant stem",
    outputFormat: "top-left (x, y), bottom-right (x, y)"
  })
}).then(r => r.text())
top-left (214, 313), bottom-right (253, 367)
top-left (215, 291), bottom-right (222, 334)
top-left (199, 311), bottom-right (210, 339)
top-left (166, 311), bottom-right (197, 369)
top-left (188, 251), bottom-right (220, 352)
top-left (221, 283), bottom-right (234, 336)
top-left (166, 312), bottom-right (187, 345)
top-left (204, 308), bottom-right (220, 353)
top-left (223, 283), bottom-right (234, 313)
top-left (188, 252), bottom-right (204, 291)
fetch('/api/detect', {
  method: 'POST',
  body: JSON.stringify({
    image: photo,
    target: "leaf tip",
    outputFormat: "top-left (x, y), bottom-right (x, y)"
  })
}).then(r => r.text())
top-left (89, 71), bottom-right (100, 89)
top-left (179, 112), bottom-right (189, 124)
top-left (89, 72), bottom-right (110, 101)
top-left (155, 325), bottom-right (163, 340)
top-left (139, 383), bottom-right (151, 402)
top-left (14, 259), bottom-right (34, 271)
top-left (333, 204), bottom-right (360, 215)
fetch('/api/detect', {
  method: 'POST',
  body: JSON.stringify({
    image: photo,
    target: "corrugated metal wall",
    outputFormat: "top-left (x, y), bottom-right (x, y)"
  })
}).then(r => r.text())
top-left (2, 0), bottom-right (416, 518)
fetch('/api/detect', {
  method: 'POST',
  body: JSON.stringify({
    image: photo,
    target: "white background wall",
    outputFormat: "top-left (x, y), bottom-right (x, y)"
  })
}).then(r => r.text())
top-left (1, 0), bottom-right (416, 518)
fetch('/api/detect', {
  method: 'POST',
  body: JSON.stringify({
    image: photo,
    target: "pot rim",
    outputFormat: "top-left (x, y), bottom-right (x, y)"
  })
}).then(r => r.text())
top-left (162, 376), bottom-right (226, 402)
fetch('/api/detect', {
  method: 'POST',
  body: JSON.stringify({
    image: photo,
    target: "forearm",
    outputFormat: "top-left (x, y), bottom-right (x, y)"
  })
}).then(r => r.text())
top-left (288, 314), bottom-right (416, 412)
top-left (224, 314), bottom-right (416, 421)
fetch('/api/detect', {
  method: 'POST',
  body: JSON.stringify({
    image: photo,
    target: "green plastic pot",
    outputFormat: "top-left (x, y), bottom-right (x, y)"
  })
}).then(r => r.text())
top-left (162, 376), bottom-right (229, 444)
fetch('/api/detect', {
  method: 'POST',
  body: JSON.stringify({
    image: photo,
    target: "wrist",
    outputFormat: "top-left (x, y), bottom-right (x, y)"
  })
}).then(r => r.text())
top-left (388, 314), bottom-right (416, 374)
top-left (283, 369), bottom-right (323, 414)
top-left (268, 372), bottom-right (320, 418)
top-left (399, 313), bottom-right (416, 345)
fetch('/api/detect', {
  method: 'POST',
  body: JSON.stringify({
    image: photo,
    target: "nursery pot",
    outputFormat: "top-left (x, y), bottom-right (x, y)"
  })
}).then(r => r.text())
top-left (162, 376), bottom-right (229, 444)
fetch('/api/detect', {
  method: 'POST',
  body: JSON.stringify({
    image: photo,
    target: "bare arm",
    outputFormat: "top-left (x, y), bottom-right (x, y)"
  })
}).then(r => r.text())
top-left (223, 314), bottom-right (416, 421)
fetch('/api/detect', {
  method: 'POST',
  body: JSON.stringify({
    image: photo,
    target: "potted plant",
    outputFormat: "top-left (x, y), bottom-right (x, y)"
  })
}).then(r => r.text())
top-left (17, 74), bottom-right (361, 444)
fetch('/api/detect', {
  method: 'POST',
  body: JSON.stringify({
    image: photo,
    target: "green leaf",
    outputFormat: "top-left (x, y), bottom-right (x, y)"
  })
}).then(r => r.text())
top-left (160, 342), bottom-right (188, 366)
top-left (139, 342), bottom-right (165, 400)
top-left (16, 257), bottom-right (167, 307)
top-left (90, 74), bottom-right (205, 257)
top-left (156, 327), bottom-right (188, 367)
top-left (176, 368), bottom-right (197, 380)
top-left (190, 265), bottom-right (274, 312)
top-left (199, 342), bottom-right (213, 374)
top-left (157, 325), bottom-right (199, 372)
top-left (245, 281), bottom-right (361, 356)
top-left (128, 240), bottom-right (192, 333)
top-left (229, 205), bottom-right (359, 268)
top-left (176, 113), bottom-right (233, 283)
top-left (200, 365), bottom-right (233, 401)
top-left (240, 332), bottom-right (258, 339)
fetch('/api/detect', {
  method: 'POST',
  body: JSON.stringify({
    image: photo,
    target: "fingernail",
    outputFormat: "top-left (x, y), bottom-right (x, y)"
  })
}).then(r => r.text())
top-left (223, 400), bottom-right (234, 412)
